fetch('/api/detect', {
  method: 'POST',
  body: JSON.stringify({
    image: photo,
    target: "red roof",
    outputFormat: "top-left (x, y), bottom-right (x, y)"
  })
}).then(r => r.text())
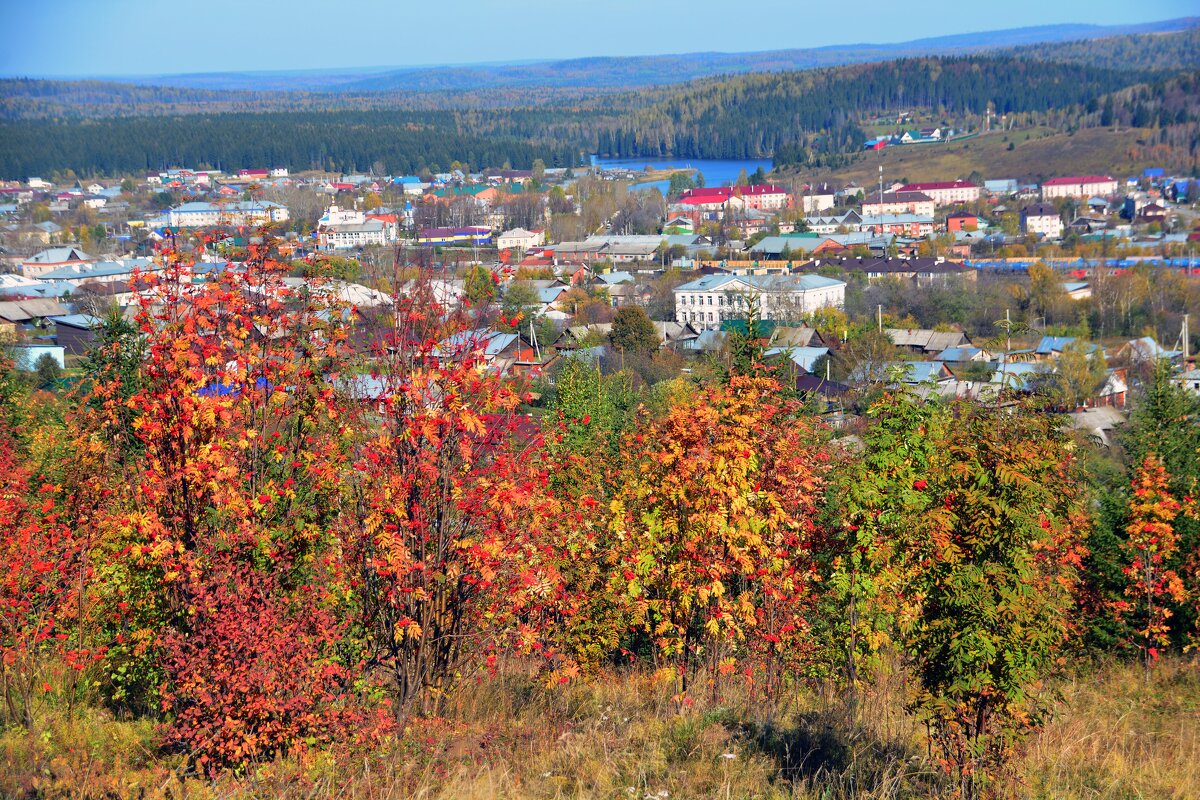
top-left (897, 181), bottom-right (978, 191)
top-left (1041, 176), bottom-right (1114, 186)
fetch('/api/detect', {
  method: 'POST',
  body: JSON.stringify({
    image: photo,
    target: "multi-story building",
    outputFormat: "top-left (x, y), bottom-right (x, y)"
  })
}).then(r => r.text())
top-left (165, 201), bottom-right (289, 228)
top-left (856, 214), bottom-right (934, 237)
top-left (894, 180), bottom-right (981, 206)
top-left (674, 273), bottom-right (845, 329)
top-left (317, 205), bottom-right (390, 249)
top-left (677, 185), bottom-right (793, 213)
top-left (1040, 175), bottom-right (1119, 200)
top-left (1021, 203), bottom-right (1064, 238)
top-left (861, 191), bottom-right (936, 218)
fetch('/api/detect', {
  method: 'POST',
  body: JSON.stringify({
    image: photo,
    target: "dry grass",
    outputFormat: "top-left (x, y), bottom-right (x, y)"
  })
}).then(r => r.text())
top-left (1, 658), bottom-right (1196, 799)
top-left (800, 127), bottom-right (1163, 185)
top-left (1022, 658), bottom-right (1200, 799)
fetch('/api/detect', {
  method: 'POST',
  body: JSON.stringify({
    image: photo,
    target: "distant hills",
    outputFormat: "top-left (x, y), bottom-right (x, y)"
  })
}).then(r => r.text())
top-left (86, 16), bottom-right (1199, 93)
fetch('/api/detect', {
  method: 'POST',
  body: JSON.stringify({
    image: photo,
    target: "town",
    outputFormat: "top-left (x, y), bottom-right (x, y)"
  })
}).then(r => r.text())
top-left (2, 6), bottom-right (1200, 799)
top-left (3, 159), bottom-right (1198, 441)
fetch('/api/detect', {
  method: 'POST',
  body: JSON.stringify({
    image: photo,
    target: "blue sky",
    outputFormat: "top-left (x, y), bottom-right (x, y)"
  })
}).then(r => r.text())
top-left (0, 0), bottom-right (1189, 77)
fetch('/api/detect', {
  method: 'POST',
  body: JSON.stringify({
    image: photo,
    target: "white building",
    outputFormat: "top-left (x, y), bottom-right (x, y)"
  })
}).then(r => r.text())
top-left (316, 205), bottom-right (389, 249)
top-left (798, 184), bottom-right (836, 214)
top-left (674, 273), bottom-right (845, 329)
top-left (894, 181), bottom-right (980, 206)
top-left (1021, 203), bottom-right (1064, 238)
top-left (497, 228), bottom-right (544, 251)
top-left (165, 201), bottom-right (289, 228)
top-left (27, 178), bottom-right (51, 190)
top-left (22, 247), bottom-right (94, 279)
top-left (1041, 175), bottom-right (1119, 200)
top-left (862, 191), bottom-right (936, 218)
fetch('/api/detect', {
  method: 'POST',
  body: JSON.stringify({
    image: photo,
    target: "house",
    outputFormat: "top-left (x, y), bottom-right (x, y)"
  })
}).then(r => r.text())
top-left (1066, 406), bottom-right (1127, 447)
top-left (856, 213), bottom-right (934, 237)
top-left (1174, 368), bottom-right (1200, 395)
top-left (497, 228), bottom-right (545, 251)
top-left (798, 183), bottom-right (837, 213)
top-left (1041, 175), bottom-right (1118, 200)
top-left (885, 328), bottom-right (970, 355)
top-left (416, 227), bottom-right (491, 246)
top-left (946, 212), bottom-right (980, 232)
top-left (49, 314), bottom-right (104, 355)
top-left (1021, 203), bottom-right (1063, 238)
top-left (894, 181), bottom-right (980, 206)
top-left (802, 211), bottom-right (862, 234)
top-left (675, 274), bottom-right (844, 329)
top-left (316, 205), bottom-right (390, 249)
top-left (1113, 336), bottom-right (1182, 364)
top-left (1138, 203), bottom-right (1168, 224)
top-left (936, 346), bottom-right (993, 363)
top-left (1062, 282), bottom-right (1092, 300)
top-left (861, 191), bottom-right (936, 218)
top-left (21, 247), bottom-right (93, 279)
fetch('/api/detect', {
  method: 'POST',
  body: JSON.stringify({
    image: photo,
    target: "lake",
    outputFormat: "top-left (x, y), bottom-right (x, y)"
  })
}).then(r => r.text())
top-left (589, 155), bottom-right (774, 194)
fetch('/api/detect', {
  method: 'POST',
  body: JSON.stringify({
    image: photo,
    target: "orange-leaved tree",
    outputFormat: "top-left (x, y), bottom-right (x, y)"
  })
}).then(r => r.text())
top-left (88, 232), bottom-right (388, 768)
top-left (606, 375), bottom-right (830, 700)
top-left (342, 271), bottom-right (570, 715)
top-left (1117, 455), bottom-right (1185, 670)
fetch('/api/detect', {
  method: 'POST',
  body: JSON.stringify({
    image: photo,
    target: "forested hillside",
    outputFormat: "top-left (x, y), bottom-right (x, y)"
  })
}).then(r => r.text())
top-left (1004, 25), bottom-right (1200, 71)
top-left (0, 50), bottom-right (1196, 178)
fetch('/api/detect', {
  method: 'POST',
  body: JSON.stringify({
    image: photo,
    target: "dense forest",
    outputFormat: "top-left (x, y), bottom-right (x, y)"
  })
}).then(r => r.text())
top-left (0, 111), bottom-right (586, 177)
top-left (0, 47), bottom-right (1196, 178)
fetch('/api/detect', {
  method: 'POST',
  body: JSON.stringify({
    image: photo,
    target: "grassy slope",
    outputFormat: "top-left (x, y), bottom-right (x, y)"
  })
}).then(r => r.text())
top-left (2, 658), bottom-right (1196, 799)
top-left (802, 127), bottom-right (1164, 185)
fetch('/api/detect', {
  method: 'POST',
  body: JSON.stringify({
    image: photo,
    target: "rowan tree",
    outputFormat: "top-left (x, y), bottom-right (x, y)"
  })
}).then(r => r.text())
top-left (903, 401), bottom-right (1089, 798)
top-left (606, 375), bottom-right (830, 699)
top-left (1115, 455), bottom-right (1185, 669)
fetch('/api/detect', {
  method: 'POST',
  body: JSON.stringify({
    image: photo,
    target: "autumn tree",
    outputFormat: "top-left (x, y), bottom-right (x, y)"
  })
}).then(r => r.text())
top-left (607, 376), bottom-right (830, 699)
top-left (342, 277), bottom-right (570, 714)
top-left (1116, 456), bottom-right (1185, 670)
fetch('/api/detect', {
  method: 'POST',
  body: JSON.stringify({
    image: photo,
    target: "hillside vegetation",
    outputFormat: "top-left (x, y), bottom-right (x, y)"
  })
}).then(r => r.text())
top-left (797, 126), bottom-right (1184, 185)
top-left (4, 52), bottom-right (1197, 179)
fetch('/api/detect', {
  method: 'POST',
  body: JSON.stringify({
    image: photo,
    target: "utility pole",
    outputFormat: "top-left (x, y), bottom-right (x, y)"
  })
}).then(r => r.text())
top-left (877, 303), bottom-right (882, 332)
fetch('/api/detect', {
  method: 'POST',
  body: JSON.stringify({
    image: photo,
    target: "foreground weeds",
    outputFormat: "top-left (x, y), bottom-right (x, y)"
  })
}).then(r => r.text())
top-left (1, 658), bottom-right (1196, 799)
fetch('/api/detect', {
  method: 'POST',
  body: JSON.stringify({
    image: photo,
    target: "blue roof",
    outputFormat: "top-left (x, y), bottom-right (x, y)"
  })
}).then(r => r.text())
top-left (675, 273), bottom-right (844, 292)
top-left (597, 271), bottom-right (634, 285)
top-left (1035, 336), bottom-right (1076, 355)
top-left (936, 347), bottom-right (984, 362)
top-left (49, 314), bottom-right (104, 329)
top-left (990, 361), bottom-right (1043, 389)
top-left (764, 345), bottom-right (829, 373)
top-left (538, 286), bottom-right (568, 304)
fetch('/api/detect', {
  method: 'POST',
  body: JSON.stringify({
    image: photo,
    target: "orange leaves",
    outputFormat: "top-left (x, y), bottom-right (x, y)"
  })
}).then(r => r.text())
top-left (1120, 455), bottom-right (1186, 664)
top-left (604, 376), bottom-right (830, 687)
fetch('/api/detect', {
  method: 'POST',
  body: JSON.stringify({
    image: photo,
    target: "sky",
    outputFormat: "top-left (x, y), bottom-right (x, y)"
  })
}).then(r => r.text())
top-left (0, 0), bottom-right (1190, 78)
